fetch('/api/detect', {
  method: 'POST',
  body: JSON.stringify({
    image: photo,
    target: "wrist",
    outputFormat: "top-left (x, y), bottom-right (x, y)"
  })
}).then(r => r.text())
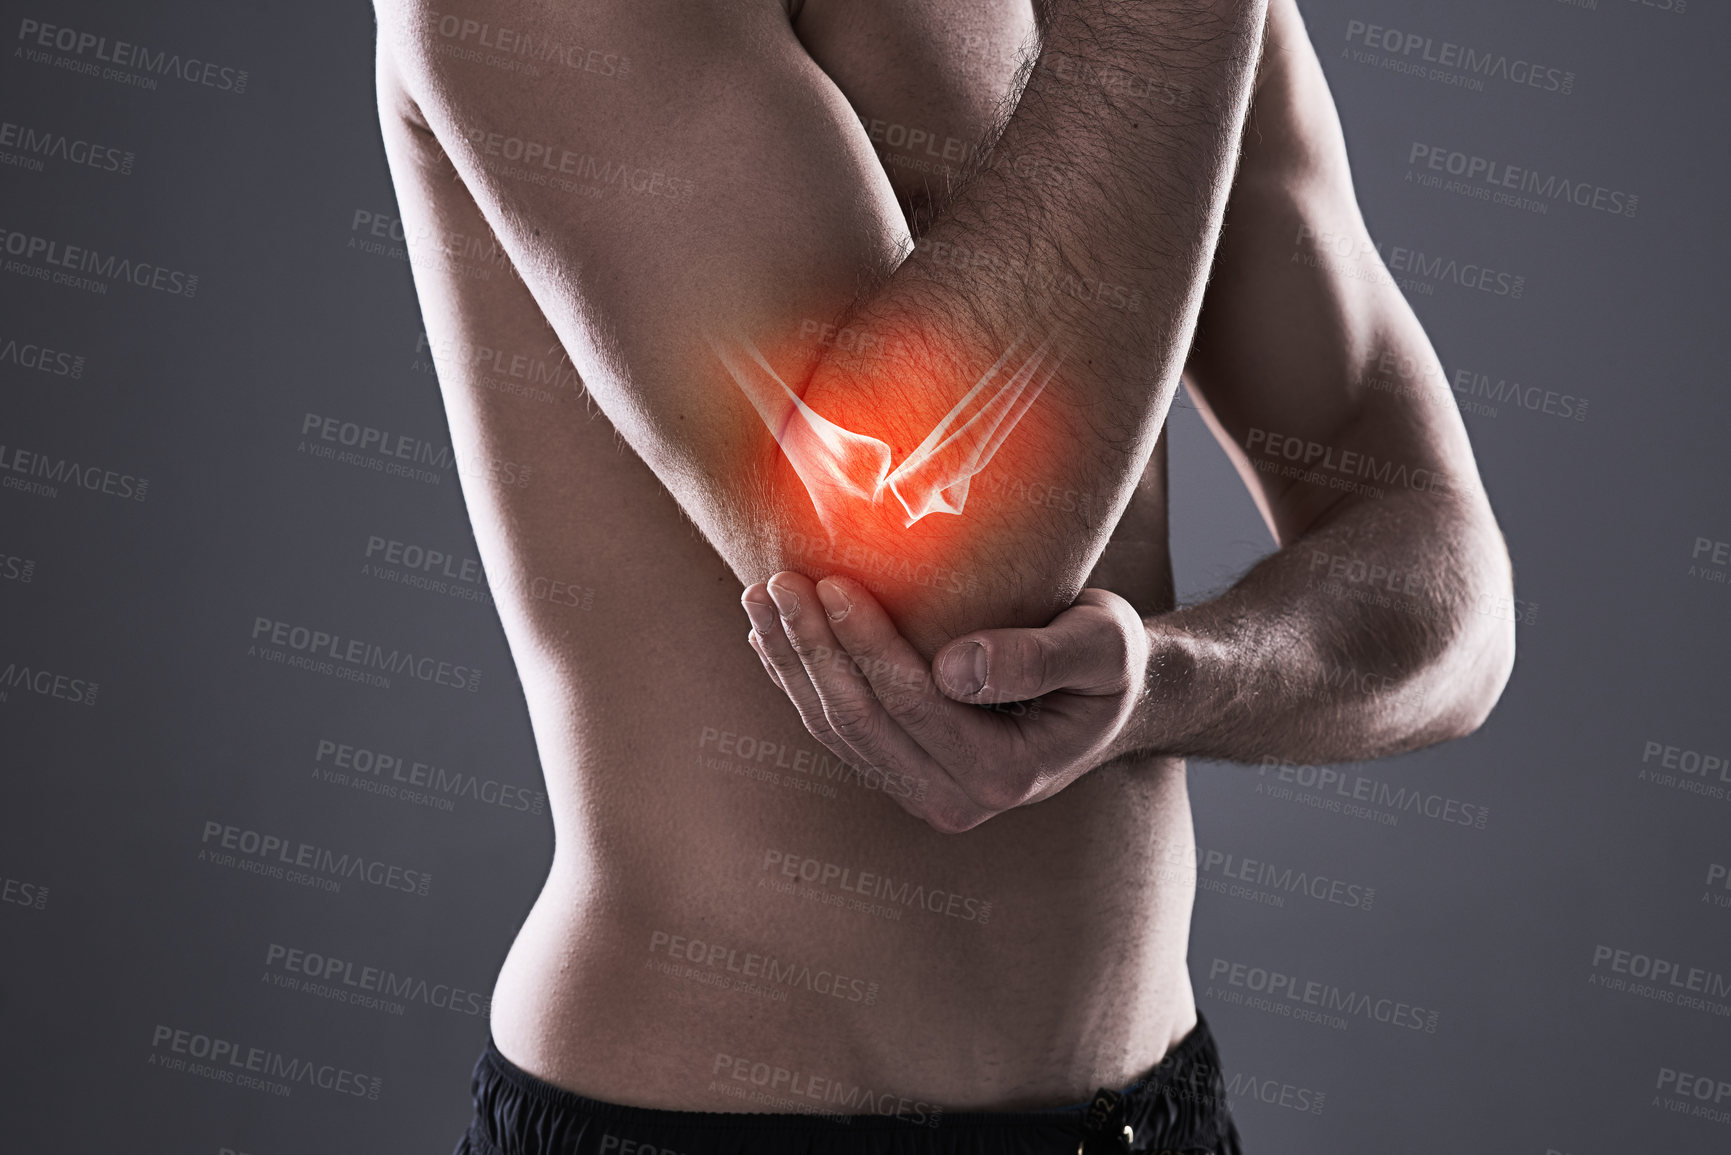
top-left (1106, 615), bottom-right (1205, 760)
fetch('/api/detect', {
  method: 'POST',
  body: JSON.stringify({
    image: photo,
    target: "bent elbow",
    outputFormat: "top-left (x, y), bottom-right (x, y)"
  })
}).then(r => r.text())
top-left (1434, 595), bottom-right (1517, 742)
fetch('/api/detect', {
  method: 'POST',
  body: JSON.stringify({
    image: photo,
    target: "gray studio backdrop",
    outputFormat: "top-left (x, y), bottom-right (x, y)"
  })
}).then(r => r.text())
top-left (2, 0), bottom-right (1726, 1152)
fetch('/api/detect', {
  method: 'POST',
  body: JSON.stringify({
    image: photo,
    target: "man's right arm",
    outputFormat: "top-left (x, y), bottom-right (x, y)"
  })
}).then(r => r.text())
top-left (375, 0), bottom-right (1266, 653)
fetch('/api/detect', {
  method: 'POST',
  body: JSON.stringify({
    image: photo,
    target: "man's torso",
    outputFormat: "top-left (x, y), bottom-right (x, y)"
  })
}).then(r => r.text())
top-left (376, 0), bottom-right (1198, 1111)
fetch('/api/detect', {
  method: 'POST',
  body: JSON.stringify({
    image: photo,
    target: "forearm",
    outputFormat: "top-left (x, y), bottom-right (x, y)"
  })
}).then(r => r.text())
top-left (862, 0), bottom-right (1266, 361)
top-left (380, 0), bottom-right (1265, 657)
top-left (771, 0), bottom-right (1269, 652)
top-left (1112, 487), bottom-right (1516, 765)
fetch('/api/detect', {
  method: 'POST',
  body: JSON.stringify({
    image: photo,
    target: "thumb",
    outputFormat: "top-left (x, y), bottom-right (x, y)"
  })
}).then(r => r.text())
top-left (935, 590), bottom-right (1140, 704)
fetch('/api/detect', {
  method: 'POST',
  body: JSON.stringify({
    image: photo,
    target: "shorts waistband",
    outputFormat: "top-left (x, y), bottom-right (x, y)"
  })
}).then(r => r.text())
top-left (458, 1014), bottom-right (1241, 1155)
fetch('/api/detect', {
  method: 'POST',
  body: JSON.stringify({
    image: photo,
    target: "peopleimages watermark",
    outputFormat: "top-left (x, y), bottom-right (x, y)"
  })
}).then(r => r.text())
top-left (1043, 50), bottom-right (1192, 108)
top-left (298, 409), bottom-right (533, 488)
top-left (1588, 943), bottom-right (1731, 1018)
top-left (913, 237), bottom-right (1147, 315)
top-left (300, 411), bottom-right (452, 471)
top-left (784, 531), bottom-right (979, 597)
top-left (1196, 847), bottom-right (1375, 912)
top-left (1406, 142), bottom-right (1637, 218)
top-left (710, 1052), bottom-right (941, 1125)
top-left (198, 820), bottom-right (433, 897)
top-left (1360, 349), bottom-right (1590, 425)
top-left (2, 872), bottom-right (49, 911)
top-left (248, 616), bottom-right (483, 693)
top-left (1689, 536), bottom-right (1731, 589)
top-left (262, 941), bottom-right (489, 1017)
top-left (0, 226), bottom-right (198, 296)
top-left (364, 535), bottom-right (484, 581)
top-left (1295, 224), bottom-right (1526, 299)
top-left (311, 736), bottom-right (545, 815)
top-left (1245, 426), bottom-right (1450, 498)
top-left (0, 333), bottom-right (85, 378)
top-left (1449, 366), bottom-right (1588, 422)
top-left (1225, 1070), bottom-right (1327, 1116)
top-left (1307, 547), bottom-right (1539, 628)
top-left (361, 533), bottom-right (492, 606)
top-left (0, 442), bottom-right (148, 502)
top-left (699, 725), bottom-right (925, 803)
top-left (1341, 19), bottom-right (1575, 95)
top-left (0, 118), bottom-right (134, 175)
top-left (414, 329), bottom-right (581, 401)
top-left (1308, 549), bottom-right (1426, 598)
top-left (147, 1024), bottom-right (379, 1100)
top-left (1706, 863), bottom-right (1731, 911)
top-left (0, 659), bottom-right (99, 707)
top-left (1205, 957), bottom-right (1441, 1033)
top-left (350, 210), bottom-right (518, 283)
top-left (419, 10), bottom-right (630, 79)
top-left (1255, 757), bottom-right (1491, 829)
top-left (647, 930), bottom-right (880, 1006)
top-left (1607, 0), bottom-right (1687, 16)
top-left (759, 849), bottom-right (993, 924)
top-left (1654, 1066), bottom-right (1731, 1126)
top-left (16, 18), bottom-right (250, 94)
top-left (1, 549), bottom-right (41, 583)
top-left (1637, 737), bottom-right (1731, 803)
top-left (464, 123), bottom-right (696, 200)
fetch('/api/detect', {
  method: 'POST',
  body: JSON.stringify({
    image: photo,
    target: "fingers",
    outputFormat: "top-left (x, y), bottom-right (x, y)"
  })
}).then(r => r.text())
top-left (815, 577), bottom-right (1048, 814)
top-left (934, 588), bottom-right (1146, 704)
top-left (747, 629), bottom-right (785, 691)
top-left (762, 573), bottom-right (947, 793)
top-left (743, 582), bottom-right (855, 768)
top-left (741, 578), bottom-right (1143, 834)
top-left (755, 574), bottom-right (1013, 830)
top-left (817, 577), bottom-right (961, 743)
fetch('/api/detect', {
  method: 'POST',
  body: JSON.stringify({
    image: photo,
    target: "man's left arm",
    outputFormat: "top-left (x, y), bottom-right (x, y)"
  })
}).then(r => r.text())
top-left (1105, 0), bottom-right (1515, 764)
top-left (745, 0), bottom-right (1515, 829)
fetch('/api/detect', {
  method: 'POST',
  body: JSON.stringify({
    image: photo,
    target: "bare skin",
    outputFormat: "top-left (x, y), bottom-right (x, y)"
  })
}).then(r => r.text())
top-left (371, 0), bottom-right (1512, 1115)
top-left (745, 0), bottom-right (1516, 832)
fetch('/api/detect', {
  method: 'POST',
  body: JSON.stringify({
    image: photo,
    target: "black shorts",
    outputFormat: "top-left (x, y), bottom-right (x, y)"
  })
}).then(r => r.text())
top-left (453, 1015), bottom-right (1242, 1155)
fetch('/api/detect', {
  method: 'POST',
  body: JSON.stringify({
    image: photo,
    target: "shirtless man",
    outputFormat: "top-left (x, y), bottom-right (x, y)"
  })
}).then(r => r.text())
top-left (370, 0), bottom-right (1515, 1151)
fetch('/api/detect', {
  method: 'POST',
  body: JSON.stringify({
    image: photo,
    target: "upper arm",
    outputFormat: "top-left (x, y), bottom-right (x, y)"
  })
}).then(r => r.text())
top-left (371, 0), bottom-right (1170, 653)
top-left (371, 0), bottom-right (913, 556)
top-left (1184, 0), bottom-right (1490, 546)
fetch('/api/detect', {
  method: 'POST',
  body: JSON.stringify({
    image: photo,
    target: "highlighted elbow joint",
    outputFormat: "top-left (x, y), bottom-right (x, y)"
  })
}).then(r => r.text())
top-left (713, 335), bottom-right (1055, 533)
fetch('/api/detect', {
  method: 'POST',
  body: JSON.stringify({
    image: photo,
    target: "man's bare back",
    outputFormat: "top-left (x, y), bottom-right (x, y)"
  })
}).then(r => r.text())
top-left (372, 0), bottom-right (1512, 1122)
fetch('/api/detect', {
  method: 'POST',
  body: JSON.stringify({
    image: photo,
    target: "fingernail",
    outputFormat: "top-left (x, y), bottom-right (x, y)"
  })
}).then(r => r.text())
top-left (767, 583), bottom-right (800, 620)
top-left (939, 641), bottom-right (987, 697)
top-left (743, 598), bottom-right (777, 635)
top-left (816, 581), bottom-right (851, 622)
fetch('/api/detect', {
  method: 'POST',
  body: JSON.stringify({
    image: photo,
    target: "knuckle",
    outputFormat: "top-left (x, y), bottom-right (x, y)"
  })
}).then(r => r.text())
top-left (997, 634), bottom-right (1044, 695)
top-left (799, 712), bottom-right (838, 744)
top-left (756, 629), bottom-right (795, 660)
top-left (1028, 634), bottom-right (1056, 693)
top-left (923, 804), bottom-right (982, 835)
top-left (833, 628), bottom-right (885, 664)
top-left (1122, 618), bottom-right (1149, 671)
top-left (1102, 602), bottom-right (1135, 651)
top-left (1105, 620), bottom-right (1139, 688)
top-left (787, 696), bottom-right (826, 730)
top-left (767, 648), bottom-right (805, 678)
top-left (849, 649), bottom-right (903, 685)
top-left (956, 764), bottom-right (1032, 813)
top-left (816, 645), bottom-right (860, 682)
top-left (822, 696), bottom-right (877, 743)
top-left (880, 683), bottom-right (937, 729)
